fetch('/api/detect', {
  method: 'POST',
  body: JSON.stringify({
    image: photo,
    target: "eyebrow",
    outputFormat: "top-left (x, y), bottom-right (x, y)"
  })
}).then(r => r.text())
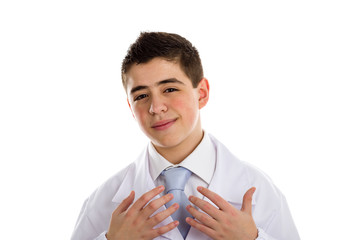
top-left (130, 78), bottom-right (185, 95)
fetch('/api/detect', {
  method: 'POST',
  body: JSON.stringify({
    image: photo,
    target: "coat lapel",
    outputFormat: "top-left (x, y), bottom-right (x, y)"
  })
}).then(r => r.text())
top-left (186, 135), bottom-right (256, 240)
top-left (207, 134), bottom-right (257, 207)
top-left (111, 147), bottom-right (183, 240)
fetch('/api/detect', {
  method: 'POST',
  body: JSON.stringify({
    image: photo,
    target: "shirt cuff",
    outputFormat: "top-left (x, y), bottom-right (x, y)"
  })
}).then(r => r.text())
top-left (94, 231), bottom-right (107, 240)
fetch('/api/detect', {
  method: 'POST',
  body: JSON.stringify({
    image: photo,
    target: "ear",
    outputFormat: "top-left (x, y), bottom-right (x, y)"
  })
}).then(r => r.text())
top-left (127, 98), bottom-right (135, 119)
top-left (197, 78), bottom-right (210, 109)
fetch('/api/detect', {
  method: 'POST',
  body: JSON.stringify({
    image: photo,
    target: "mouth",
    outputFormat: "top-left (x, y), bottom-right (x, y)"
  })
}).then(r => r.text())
top-left (151, 118), bottom-right (177, 130)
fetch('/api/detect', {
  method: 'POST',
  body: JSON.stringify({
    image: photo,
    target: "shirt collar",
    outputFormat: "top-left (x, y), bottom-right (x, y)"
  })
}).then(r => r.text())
top-left (148, 131), bottom-right (216, 185)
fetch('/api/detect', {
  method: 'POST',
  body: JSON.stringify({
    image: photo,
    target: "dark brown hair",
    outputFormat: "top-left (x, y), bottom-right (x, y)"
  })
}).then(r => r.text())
top-left (121, 32), bottom-right (203, 89)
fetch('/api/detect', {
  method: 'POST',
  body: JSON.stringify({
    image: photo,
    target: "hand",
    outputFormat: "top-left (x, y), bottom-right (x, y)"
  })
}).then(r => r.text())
top-left (186, 187), bottom-right (258, 240)
top-left (106, 185), bottom-right (179, 240)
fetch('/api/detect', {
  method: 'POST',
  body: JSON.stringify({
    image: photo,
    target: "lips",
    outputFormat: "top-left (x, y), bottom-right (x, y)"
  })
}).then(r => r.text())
top-left (151, 119), bottom-right (177, 130)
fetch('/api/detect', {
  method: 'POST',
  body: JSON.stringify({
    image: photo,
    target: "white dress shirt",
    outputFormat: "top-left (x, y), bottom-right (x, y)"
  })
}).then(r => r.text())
top-left (148, 131), bottom-right (216, 200)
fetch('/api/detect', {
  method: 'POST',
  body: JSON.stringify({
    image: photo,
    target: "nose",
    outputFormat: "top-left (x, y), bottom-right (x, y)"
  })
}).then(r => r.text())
top-left (149, 95), bottom-right (167, 114)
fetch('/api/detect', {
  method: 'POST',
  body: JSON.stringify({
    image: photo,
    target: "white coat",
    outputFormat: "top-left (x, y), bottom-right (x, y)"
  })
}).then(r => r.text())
top-left (71, 135), bottom-right (300, 240)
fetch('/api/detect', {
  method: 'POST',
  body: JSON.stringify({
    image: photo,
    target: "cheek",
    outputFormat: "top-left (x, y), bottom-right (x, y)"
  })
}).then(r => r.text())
top-left (172, 98), bottom-right (199, 121)
top-left (133, 107), bottom-right (148, 125)
top-left (172, 98), bottom-right (186, 109)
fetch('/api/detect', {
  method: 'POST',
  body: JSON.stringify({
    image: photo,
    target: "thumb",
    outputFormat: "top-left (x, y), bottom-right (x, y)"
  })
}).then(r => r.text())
top-left (114, 191), bottom-right (135, 215)
top-left (241, 187), bottom-right (256, 215)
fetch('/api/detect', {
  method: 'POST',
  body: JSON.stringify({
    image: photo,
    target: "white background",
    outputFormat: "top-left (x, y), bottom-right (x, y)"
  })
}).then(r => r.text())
top-left (0, 0), bottom-right (359, 239)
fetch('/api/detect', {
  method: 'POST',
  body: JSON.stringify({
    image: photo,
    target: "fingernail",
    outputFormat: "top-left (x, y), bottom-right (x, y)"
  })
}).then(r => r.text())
top-left (173, 203), bottom-right (179, 209)
top-left (188, 196), bottom-right (193, 202)
top-left (197, 186), bottom-right (203, 191)
top-left (158, 185), bottom-right (165, 190)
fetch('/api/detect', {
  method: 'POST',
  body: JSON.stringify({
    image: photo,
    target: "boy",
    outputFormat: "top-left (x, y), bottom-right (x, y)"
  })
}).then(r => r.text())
top-left (71, 32), bottom-right (300, 240)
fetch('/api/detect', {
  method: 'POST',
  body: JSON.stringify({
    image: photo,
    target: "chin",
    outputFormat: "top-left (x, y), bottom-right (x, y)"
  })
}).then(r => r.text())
top-left (150, 133), bottom-right (184, 149)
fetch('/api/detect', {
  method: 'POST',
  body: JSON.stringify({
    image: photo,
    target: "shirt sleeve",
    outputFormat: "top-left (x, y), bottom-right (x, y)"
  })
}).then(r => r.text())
top-left (256, 193), bottom-right (300, 240)
top-left (70, 198), bottom-right (102, 240)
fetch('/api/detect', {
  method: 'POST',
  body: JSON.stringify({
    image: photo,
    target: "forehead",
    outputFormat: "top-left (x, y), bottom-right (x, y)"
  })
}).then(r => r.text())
top-left (125, 58), bottom-right (191, 92)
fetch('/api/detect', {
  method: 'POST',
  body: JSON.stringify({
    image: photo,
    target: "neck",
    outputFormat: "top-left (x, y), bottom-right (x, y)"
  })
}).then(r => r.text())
top-left (154, 129), bottom-right (204, 164)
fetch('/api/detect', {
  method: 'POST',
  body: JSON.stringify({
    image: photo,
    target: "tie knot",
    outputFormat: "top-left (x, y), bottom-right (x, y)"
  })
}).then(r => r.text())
top-left (161, 167), bottom-right (191, 193)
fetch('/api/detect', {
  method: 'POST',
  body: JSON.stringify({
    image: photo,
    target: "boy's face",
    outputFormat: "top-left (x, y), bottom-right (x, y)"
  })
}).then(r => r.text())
top-left (125, 57), bottom-right (209, 151)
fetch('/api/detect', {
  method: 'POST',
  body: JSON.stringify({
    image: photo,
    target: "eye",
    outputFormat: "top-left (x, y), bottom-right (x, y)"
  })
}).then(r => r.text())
top-left (134, 94), bottom-right (148, 101)
top-left (164, 88), bottom-right (178, 93)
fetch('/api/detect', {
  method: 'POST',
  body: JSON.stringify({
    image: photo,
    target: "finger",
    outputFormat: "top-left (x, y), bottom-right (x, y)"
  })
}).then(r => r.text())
top-left (197, 187), bottom-right (232, 212)
top-left (186, 217), bottom-right (217, 239)
top-left (186, 205), bottom-right (217, 229)
top-left (148, 220), bottom-right (179, 239)
top-left (131, 185), bottom-right (165, 211)
top-left (113, 191), bottom-right (135, 215)
top-left (148, 203), bottom-right (179, 227)
top-left (188, 195), bottom-right (222, 220)
top-left (141, 193), bottom-right (174, 219)
top-left (241, 187), bottom-right (256, 215)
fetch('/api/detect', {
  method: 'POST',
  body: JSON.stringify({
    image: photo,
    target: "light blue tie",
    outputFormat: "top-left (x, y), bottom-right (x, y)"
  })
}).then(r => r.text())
top-left (162, 167), bottom-right (192, 239)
